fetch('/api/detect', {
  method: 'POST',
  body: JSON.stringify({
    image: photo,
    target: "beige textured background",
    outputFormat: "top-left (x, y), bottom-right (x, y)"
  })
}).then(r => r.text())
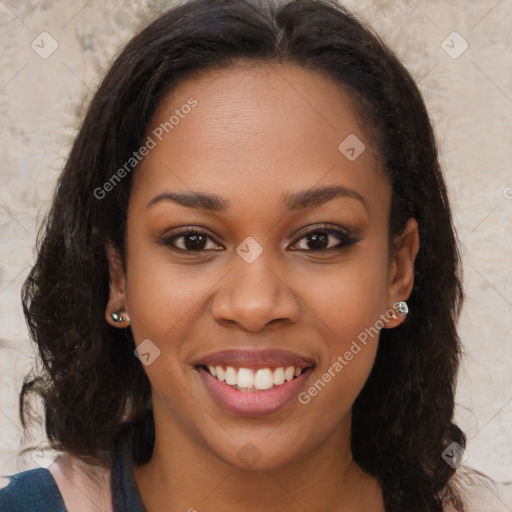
top-left (0, 0), bottom-right (511, 508)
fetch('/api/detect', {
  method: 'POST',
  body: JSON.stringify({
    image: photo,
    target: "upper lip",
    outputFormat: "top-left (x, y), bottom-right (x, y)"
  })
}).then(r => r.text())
top-left (193, 349), bottom-right (316, 369)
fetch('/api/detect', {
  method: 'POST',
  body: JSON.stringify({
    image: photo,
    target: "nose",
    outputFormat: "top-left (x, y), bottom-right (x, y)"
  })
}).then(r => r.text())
top-left (210, 246), bottom-right (301, 332)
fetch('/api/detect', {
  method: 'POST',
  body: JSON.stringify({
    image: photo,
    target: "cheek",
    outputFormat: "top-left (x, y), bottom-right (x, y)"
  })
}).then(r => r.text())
top-left (296, 250), bottom-right (387, 397)
top-left (124, 236), bottom-right (215, 340)
top-left (296, 270), bottom-right (383, 425)
top-left (123, 257), bottom-right (207, 420)
top-left (299, 251), bottom-right (389, 338)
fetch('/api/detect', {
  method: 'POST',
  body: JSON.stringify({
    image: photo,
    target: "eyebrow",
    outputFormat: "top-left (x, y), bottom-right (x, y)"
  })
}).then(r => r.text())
top-left (146, 185), bottom-right (369, 213)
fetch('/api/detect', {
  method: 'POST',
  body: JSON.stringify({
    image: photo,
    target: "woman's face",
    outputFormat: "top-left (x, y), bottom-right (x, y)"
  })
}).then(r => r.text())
top-left (106, 61), bottom-right (419, 470)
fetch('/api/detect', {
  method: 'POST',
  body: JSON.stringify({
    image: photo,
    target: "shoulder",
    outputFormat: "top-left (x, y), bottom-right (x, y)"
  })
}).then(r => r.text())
top-left (0, 453), bottom-right (113, 512)
top-left (48, 452), bottom-right (113, 512)
top-left (0, 467), bottom-right (67, 511)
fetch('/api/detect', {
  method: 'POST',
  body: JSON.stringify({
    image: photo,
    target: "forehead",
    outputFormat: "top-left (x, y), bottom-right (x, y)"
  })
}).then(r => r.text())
top-left (131, 60), bottom-right (390, 221)
top-left (150, 60), bottom-right (370, 154)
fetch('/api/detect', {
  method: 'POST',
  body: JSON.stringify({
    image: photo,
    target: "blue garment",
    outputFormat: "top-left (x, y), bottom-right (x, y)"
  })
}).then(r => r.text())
top-left (0, 467), bottom-right (66, 512)
top-left (0, 436), bottom-right (145, 511)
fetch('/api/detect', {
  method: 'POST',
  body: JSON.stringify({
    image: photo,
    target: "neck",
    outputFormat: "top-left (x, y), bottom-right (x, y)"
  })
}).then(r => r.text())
top-left (132, 407), bottom-right (384, 512)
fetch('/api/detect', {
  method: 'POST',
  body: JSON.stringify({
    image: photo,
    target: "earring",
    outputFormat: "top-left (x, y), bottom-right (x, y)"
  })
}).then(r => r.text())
top-left (394, 301), bottom-right (409, 317)
top-left (111, 310), bottom-right (130, 325)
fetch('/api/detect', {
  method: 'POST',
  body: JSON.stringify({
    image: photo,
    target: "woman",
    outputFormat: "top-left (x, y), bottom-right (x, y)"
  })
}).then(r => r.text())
top-left (0, 0), bottom-right (472, 510)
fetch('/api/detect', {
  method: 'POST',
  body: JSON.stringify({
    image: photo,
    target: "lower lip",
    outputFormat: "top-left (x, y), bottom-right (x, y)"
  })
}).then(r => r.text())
top-left (197, 366), bottom-right (314, 417)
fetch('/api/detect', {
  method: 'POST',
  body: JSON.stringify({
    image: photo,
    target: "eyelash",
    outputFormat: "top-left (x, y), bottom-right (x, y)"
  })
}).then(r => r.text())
top-left (156, 224), bottom-right (360, 253)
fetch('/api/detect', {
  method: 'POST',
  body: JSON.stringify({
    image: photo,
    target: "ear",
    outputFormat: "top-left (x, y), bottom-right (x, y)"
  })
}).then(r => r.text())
top-left (383, 217), bottom-right (420, 328)
top-left (104, 241), bottom-right (129, 328)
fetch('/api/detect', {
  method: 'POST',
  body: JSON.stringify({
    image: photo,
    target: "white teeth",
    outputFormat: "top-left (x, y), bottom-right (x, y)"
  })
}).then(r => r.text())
top-left (206, 365), bottom-right (309, 390)
top-left (236, 368), bottom-right (254, 388)
top-left (273, 367), bottom-right (285, 385)
top-left (254, 369), bottom-right (274, 390)
top-left (215, 366), bottom-right (225, 382)
top-left (285, 366), bottom-right (295, 381)
top-left (225, 366), bottom-right (237, 385)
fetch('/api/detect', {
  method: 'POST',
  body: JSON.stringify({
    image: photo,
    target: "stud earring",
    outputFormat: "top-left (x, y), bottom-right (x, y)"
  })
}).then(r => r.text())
top-left (111, 310), bottom-right (130, 325)
top-left (394, 301), bottom-right (409, 317)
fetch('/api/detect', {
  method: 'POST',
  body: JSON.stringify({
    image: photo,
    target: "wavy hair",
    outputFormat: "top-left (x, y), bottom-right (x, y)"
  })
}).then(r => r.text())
top-left (20, 0), bottom-right (466, 510)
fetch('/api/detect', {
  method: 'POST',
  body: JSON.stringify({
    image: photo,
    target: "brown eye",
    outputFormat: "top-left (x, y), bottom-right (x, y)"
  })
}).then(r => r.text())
top-left (305, 231), bottom-right (330, 250)
top-left (180, 232), bottom-right (208, 250)
top-left (158, 228), bottom-right (223, 252)
top-left (290, 226), bottom-right (359, 251)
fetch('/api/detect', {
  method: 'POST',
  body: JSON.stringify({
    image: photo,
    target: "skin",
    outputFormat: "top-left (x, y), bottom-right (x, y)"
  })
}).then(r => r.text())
top-left (48, 454), bottom-right (111, 511)
top-left (101, 60), bottom-right (419, 512)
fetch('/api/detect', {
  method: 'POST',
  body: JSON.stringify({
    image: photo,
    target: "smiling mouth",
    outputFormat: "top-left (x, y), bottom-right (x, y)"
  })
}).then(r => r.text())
top-left (196, 364), bottom-right (314, 392)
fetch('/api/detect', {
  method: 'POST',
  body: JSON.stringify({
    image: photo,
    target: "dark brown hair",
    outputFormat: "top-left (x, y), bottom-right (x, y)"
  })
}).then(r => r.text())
top-left (20, 0), bottom-right (466, 510)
